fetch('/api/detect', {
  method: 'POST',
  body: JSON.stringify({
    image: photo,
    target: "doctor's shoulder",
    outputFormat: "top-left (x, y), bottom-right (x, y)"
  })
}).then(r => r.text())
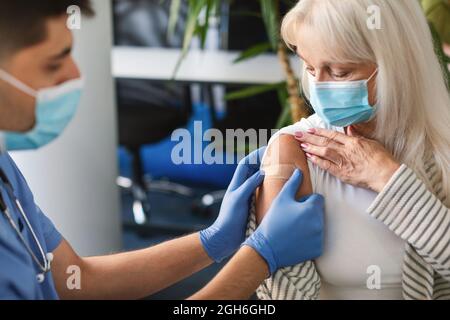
top-left (0, 153), bottom-right (37, 204)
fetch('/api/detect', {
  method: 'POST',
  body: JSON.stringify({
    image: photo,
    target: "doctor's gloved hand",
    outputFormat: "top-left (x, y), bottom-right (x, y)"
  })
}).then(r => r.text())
top-left (199, 147), bottom-right (266, 262)
top-left (243, 169), bottom-right (324, 275)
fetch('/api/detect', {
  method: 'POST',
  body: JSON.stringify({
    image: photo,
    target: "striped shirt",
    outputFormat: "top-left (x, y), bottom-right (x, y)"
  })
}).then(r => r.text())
top-left (247, 159), bottom-right (450, 300)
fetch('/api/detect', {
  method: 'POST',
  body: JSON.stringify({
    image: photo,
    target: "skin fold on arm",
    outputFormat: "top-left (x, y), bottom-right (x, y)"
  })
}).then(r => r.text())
top-left (256, 134), bottom-right (312, 224)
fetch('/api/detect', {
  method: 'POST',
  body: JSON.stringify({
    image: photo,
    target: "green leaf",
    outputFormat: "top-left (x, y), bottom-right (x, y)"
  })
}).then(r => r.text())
top-left (429, 22), bottom-right (450, 89)
top-left (233, 42), bottom-right (271, 63)
top-left (183, 0), bottom-right (208, 51)
top-left (421, 0), bottom-right (450, 43)
top-left (275, 101), bottom-right (292, 129)
top-left (275, 86), bottom-right (292, 128)
top-left (445, 54), bottom-right (450, 64)
top-left (224, 82), bottom-right (285, 101)
top-left (171, 0), bottom-right (208, 78)
top-left (167, 0), bottom-right (181, 40)
top-left (198, 0), bottom-right (214, 49)
top-left (259, 0), bottom-right (280, 51)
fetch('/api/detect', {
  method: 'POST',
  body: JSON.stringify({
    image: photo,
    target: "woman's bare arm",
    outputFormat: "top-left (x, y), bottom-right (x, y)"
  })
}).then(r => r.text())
top-left (256, 134), bottom-right (312, 224)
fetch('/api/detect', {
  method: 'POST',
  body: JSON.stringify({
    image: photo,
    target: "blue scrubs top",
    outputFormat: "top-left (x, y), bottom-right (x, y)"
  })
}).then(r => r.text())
top-left (0, 151), bottom-right (62, 300)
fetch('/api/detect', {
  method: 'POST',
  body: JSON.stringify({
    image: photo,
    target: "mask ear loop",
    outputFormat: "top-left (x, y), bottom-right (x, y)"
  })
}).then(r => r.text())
top-left (0, 69), bottom-right (37, 98)
top-left (366, 68), bottom-right (379, 121)
top-left (366, 68), bottom-right (378, 84)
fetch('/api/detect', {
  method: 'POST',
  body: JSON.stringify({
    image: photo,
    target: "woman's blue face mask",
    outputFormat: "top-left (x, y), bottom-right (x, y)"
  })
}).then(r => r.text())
top-left (308, 69), bottom-right (378, 127)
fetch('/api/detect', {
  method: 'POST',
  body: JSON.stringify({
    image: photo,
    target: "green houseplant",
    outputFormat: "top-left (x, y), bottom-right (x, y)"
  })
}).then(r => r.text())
top-left (168, 0), bottom-right (450, 128)
top-left (168, 0), bottom-right (304, 129)
top-left (421, 0), bottom-right (450, 88)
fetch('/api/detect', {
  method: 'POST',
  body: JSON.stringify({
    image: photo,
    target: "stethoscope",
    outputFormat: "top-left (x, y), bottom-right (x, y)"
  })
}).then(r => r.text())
top-left (0, 168), bottom-right (53, 284)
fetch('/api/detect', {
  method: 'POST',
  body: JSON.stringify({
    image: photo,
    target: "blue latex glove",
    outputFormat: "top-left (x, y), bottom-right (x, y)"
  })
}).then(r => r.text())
top-left (243, 169), bottom-right (324, 275)
top-left (200, 147), bottom-right (266, 262)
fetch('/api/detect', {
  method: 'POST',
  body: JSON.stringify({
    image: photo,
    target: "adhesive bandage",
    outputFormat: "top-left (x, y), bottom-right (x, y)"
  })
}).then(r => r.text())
top-left (261, 163), bottom-right (297, 180)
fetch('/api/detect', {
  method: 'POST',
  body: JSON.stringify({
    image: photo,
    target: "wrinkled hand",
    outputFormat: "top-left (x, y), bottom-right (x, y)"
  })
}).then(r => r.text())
top-left (200, 147), bottom-right (266, 262)
top-left (295, 127), bottom-right (400, 193)
top-left (243, 170), bottom-right (324, 275)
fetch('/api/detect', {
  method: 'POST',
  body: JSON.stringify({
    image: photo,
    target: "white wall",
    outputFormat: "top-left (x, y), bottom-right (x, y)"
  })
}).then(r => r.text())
top-left (11, 0), bottom-right (122, 256)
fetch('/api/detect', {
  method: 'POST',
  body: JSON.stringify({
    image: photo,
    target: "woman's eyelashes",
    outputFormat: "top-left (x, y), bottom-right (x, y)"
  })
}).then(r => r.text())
top-left (306, 66), bottom-right (315, 76)
top-left (331, 71), bottom-right (351, 79)
top-left (306, 66), bottom-right (352, 81)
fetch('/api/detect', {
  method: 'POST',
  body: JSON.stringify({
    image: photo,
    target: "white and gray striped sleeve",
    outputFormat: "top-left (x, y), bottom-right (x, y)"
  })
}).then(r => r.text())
top-left (366, 165), bottom-right (450, 281)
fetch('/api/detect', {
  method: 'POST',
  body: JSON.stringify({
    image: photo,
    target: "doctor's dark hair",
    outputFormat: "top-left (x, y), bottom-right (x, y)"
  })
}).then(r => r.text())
top-left (0, 0), bottom-right (94, 58)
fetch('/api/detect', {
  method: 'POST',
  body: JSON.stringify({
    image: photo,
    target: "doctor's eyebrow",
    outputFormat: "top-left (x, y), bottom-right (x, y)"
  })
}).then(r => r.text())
top-left (49, 47), bottom-right (72, 61)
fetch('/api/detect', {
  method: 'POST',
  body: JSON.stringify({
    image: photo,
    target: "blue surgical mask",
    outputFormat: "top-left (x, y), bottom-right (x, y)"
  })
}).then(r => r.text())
top-left (0, 70), bottom-right (83, 151)
top-left (308, 69), bottom-right (378, 127)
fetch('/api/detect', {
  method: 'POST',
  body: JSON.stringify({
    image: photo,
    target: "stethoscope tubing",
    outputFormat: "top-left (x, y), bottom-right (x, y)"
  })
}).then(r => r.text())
top-left (0, 168), bottom-right (51, 283)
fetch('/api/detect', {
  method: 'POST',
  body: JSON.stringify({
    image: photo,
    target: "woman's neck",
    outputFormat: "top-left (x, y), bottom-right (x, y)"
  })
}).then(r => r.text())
top-left (344, 120), bottom-right (377, 138)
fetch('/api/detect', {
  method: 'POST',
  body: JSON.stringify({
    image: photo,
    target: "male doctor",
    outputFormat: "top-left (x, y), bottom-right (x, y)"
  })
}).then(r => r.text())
top-left (0, 0), bottom-right (324, 300)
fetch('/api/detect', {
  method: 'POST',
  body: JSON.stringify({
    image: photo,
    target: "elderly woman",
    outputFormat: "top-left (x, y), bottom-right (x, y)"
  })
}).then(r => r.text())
top-left (248, 0), bottom-right (450, 300)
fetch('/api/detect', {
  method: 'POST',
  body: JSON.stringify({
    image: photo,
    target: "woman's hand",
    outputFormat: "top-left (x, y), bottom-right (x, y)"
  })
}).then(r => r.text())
top-left (294, 127), bottom-right (401, 193)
